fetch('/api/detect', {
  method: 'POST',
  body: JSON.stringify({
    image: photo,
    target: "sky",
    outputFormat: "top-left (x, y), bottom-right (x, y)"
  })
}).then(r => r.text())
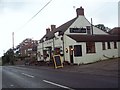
top-left (118, 1), bottom-right (120, 27)
top-left (0, 0), bottom-right (119, 56)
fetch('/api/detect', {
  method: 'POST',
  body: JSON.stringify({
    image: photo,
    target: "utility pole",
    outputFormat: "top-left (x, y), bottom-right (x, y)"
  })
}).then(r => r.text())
top-left (12, 32), bottom-right (14, 50)
top-left (91, 18), bottom-right (94, 35)
top-left (12, 32), bottom-right (15, 65)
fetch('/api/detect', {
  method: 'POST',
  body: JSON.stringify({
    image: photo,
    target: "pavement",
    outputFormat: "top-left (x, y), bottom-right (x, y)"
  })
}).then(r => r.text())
top-left (17, 58), bottom-right (119, 78)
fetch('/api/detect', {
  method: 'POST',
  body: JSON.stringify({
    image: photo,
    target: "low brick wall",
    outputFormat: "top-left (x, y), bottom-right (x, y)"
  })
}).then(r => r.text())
top-left (14, 60), bottom-right (24, 65)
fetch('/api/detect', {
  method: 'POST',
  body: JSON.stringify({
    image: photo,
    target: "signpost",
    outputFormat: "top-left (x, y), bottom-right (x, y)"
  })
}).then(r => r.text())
top-left (53, 55), bottom-right (63, 69)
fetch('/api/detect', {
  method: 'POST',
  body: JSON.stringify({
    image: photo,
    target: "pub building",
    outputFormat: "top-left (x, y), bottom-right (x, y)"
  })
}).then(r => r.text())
top-left (37, 6), bottom-right (119, 64)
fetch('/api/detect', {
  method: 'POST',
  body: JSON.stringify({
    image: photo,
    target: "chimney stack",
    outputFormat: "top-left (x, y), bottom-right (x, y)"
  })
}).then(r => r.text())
top-left (76, 6), bottom-right (84, 17)
top-left (46, 28), bottom-right (50, 34)
top-left (51, 25), bottom-right (56, 31)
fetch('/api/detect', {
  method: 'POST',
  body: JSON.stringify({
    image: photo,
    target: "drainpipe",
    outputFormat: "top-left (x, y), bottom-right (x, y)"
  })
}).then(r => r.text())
top-left (91, 18), bottom-right (93, 35)
top-left (42, 41), bottom-right (43, 60)
top-left (53, 36), bottom-right (55, 54)
top-left (62, 35), bottom-right (65, 62)
top-left (42, 39), bottom-right (44, 60)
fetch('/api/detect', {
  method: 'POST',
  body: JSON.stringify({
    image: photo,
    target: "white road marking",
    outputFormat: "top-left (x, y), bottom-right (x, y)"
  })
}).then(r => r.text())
top-left (10, 84), bottom-right (14, 87)
top-left (21, 73), bottom-right (34, 78)
top-left (43, 80), bottom-right (74, 90)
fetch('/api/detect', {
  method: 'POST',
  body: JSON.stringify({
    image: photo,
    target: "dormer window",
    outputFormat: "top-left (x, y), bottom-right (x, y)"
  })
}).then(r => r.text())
top-left (45, 37), bottom-right (48, 40)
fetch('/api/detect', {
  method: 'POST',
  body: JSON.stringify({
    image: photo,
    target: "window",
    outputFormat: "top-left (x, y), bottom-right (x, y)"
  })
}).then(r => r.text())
top-left (86, 42), bottom-right (96, 53)
top-left (86, 26), bottom-right (91, 35)
top-left (107, 42), bottom-right (111, 49)
top-left (102, 42), bottom-right (106, 50)
top-left (54, 48), bottom-right (60, 55)
top-left (74, 45), bottom-right (82, 56)
top-left (114, 42), bottom-right (117, 49)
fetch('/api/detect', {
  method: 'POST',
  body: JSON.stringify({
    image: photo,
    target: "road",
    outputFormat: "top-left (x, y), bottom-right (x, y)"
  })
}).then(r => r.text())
top-left (2, 65), bottom-right (118, 89)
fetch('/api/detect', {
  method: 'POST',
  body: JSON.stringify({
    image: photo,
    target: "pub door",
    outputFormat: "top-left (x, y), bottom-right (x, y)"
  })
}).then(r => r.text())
top-left (69, 46), bottom-right (74, 64)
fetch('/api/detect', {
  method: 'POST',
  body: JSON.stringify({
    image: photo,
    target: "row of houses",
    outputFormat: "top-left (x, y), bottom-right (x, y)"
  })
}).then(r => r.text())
top-left (37, 6), bottom-right (120, 64)
top-left (14, 6), bottom-right (119, 65)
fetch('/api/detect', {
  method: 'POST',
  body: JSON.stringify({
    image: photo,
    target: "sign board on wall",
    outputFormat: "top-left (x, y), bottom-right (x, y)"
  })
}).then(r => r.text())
top-left (70, 28), bottom-right (86, 33)
top-left (53, 55), bottom-right (63, 69)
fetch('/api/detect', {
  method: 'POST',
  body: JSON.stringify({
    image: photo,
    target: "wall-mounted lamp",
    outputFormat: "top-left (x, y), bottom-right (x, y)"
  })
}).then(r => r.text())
top-left (71, 48), bottom-right (74, 51)
top-left (66, 48), bottom-right (68, 53)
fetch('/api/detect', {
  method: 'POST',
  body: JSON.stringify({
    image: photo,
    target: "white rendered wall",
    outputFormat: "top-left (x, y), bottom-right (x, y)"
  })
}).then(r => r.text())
top-left (65, 16), bottom-right (108, 35)
top-left (54, 36), bottom-right (63, 48)
top-left (43, 39), bottom-right (53, 49)
top-left (64, 35), bottom-right (119, 64)
top-left (64, 35), bottom-right (76, 63)
top-left (37, 43), bottom-right (43, 61)
top-left (37, 36), bottom-right (64, 62)
top-left (54, 36), bottom-right (64, 63)
top-left (74, 42), bottom-right (118, 64)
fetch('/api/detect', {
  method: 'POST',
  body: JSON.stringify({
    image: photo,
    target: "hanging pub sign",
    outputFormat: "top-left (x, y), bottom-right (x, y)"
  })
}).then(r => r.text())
top-left (70, 27), bottom-right (86, 33)
top-left (53, 55), bottom-right (63, 69)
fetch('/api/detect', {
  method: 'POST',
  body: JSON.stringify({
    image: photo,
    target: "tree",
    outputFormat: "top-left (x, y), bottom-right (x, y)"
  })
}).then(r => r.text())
top-left (2, 48), bottom-right (15, 65)
top-left (95, 24), bottom-right (111, 32)
top-left (95, 24), bottom-right (106, 31)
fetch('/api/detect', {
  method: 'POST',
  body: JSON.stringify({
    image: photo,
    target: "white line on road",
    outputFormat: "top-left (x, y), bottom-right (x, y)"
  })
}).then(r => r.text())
top-left (43, 80), bottom-right (74, 90)
top-left (21, 73), bottom-right (34, 78)
top-left (10, 84), bottom-right (14, 87)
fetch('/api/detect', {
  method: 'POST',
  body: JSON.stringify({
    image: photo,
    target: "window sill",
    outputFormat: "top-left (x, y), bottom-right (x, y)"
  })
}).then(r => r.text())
top-left (86, 52), bottom-right (96, 54)
top-left (74, 56), bottom-right (82, 57)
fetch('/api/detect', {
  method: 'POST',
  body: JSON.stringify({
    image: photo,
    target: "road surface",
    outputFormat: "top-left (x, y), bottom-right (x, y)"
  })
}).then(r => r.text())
top-left (2, 65), bottom-right (118, 89)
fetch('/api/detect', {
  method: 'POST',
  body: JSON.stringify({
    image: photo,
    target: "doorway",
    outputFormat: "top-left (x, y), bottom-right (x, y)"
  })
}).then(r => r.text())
top-left (69, 46), bottom-right (74, 64)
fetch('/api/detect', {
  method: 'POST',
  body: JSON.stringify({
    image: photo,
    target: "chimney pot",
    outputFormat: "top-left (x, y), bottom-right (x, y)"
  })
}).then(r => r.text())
top-left (46, 28), bottom-right (50, 34)
top-left (51, 25), bottom-right (56, 31)
top-left (76, 6), bottom-right (84, 17)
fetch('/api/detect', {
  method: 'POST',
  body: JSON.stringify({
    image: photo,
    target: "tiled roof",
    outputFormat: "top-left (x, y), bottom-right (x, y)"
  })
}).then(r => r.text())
top-left (54, 17), bottom-right (77, 35)
top-left (39, 17), bottom-right (77, 43)
top-left (108, 27), bottom-right (120, 35)
top-left (67, 34), bottom-right (120, 42)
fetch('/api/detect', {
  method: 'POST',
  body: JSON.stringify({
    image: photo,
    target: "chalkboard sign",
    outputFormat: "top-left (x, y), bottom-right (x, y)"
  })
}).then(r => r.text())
top-left (53, 55), bottom-right (63, 69)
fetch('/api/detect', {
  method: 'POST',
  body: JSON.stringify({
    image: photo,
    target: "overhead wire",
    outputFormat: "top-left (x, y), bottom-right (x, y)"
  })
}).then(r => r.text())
top-left (13, 0), bottom-right (53, 49)
top-left (26, 0), bottom-right (53, 25)
top-left (16, 0), bottom-right (53, 33)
